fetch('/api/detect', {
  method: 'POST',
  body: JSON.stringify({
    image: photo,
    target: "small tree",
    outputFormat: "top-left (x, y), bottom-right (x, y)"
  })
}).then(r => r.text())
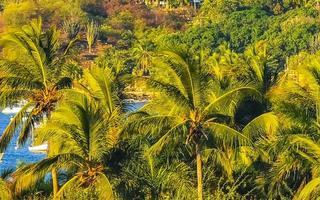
top-left (62, 19), bottom-right (81, 40)
top-left (86, 21), bottom-right (98, 54)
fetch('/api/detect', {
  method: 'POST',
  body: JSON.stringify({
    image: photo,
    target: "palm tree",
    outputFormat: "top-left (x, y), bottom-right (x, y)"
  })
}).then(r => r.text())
top-left (270, 52), bottom-right (319, 130)
top-left (120, 149), bottom-right (195, 199)
top-left (86, 21), bottom-right (98, 54)
top-left (0, 18), bottom-right (80, 152)
top-left (11, 65), bottom-right (124, 199)
top-left (0, 18), bottom-right (80, 196)
top-left (128, 48), bottom-right (276, 199)
top-left (95, 49), bottom-right (134, 99)
top-left (289, 134), bottom-right (320, 200)
top-left (243, 41), bottom-right (280, 109)
top-left (11, 91), bottom-right (116, 199)
top-left (132, 42), bottom-right (154, 76)
top-left (265, 131), bottom-right (320, 199)
top-left (265, 52), bottom-right (320, 199)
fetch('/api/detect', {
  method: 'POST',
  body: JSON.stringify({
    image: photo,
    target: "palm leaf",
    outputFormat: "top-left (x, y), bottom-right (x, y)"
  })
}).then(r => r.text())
top-left (54, 176), bottom-right (81, 200)
top-left (145, 78), bottom-right (192, 109)
top-left (0, 179), bottom-right (12, 200)
top-left (294, 177), bottom-right (320, 200)
top-left (242, 112), bottom-right (279, 141)
top-left (161, 50), bottom-right (201, 107)
top-left (95, 173), bottom-right (114, 200)
top-left (13, 153), bottom-right (86, 194)
top-left (204, 86), bottom-right (261, 116)
top-left (145, 120), bottom-right (188, 156)
top-left (206, 122), bottom-right (250, 147)
top-left (0, 101), bottom-right (34, 152)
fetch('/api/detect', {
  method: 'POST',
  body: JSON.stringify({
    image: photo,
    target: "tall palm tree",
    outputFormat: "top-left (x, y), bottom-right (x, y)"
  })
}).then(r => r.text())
top-left (128, 48), bottom-right (276, 199)
top-left (0, 18), bottom-right (80, 197)
top-left (0, 18), bottom-right (80, 152)
top-left (11, 91), bottom-right (116, 199)
top-left (11, 65), bottom-right (124, 199)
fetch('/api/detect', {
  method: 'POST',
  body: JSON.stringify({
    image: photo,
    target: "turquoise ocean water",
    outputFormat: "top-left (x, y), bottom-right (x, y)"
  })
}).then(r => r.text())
top-left (0, 102), bottom-right (145, 172)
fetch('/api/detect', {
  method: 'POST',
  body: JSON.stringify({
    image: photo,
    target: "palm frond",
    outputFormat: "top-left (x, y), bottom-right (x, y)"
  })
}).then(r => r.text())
top-left (206, 122), bottom-right (250, 148)
top-left (95, 173), bottom-right (114, 200)
top-left (55, 176), bottom-right (81, 200)
top-left (145, 120), bottom-right (188, 156)
top-left (81, 67), bottom-right (118, 114)
top-left (204, 86), bottom-right (261, 116)
top-left (294, 177), bottom-right (320, 200)
top-left (12, 153), bottom-right (85, 194)
top-left (242, 112), bottom-right (279, 141)
top-left (0, 179), bottom-right (12, 200)
top-left (145, 78), bottom-right (192, 110)
top-left (126, 113), bottom-right (177, 136)
top-left (0, 102), bottom-right (34, 152)
top-left (289, 135), bottom-right (320, 159)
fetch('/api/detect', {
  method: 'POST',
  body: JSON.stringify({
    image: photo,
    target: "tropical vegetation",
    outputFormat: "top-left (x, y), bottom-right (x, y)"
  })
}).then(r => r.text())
top-left (0, 0), bottom-right (319, 199)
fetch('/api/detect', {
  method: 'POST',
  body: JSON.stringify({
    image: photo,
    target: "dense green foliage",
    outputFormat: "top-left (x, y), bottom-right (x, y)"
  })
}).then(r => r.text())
top-left (0, 0), bottom-right (320, 199)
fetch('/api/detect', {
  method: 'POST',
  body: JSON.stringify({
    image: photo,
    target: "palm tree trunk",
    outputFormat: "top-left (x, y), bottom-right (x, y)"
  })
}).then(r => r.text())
top-left (196, 143), bottom-right (203, 200)
top-left (52, 168), bottom-right (59, 197)
top-left (151, 189), bottom-right (159, 200)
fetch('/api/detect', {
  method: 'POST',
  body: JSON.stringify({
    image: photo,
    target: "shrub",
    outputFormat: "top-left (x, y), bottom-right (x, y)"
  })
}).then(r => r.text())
top-left (81, 0), bottom-right (107, 19)
top-left (86, 21), bottom-right (99, 54)
top-left (117, 30), bottom-right (135, 49)
top-left (108, 11), bottom-right (135, 31)
top-left (2, 1), bottom-right (37, 27)
top-left (38, 0), bottom-right (84, 25)
top-left (2, 0), bottom-right (85, 27)
top-left (62, 19), bottom-right (82, 40)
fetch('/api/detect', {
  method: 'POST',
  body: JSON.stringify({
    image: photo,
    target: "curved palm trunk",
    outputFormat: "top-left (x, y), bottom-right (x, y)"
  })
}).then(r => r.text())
top-left (52, 168), bottom-right (59, 197)
top-left (196, 143), bottom-right (203, 200)
top-left (49, 141), bottom-right (59, 197)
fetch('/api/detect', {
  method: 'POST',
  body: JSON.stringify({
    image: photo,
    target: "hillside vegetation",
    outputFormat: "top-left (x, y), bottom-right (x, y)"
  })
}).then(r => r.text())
top-left (0, 0), bottom-right (320, 199)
